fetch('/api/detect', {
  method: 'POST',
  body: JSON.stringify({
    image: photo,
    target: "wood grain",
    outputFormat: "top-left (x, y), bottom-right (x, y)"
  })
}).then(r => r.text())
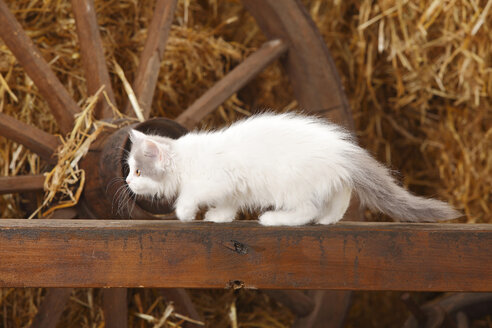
top-left (0, 174), bottom-right (45, 194)
top-left (176, 39), bottom-right (288, 129)
top-left (126, 0), bottom-right (178, 119)
top-left (71, 0), bottom-right (116, 119)
top-left (0, 113), bottom-right (60, 163)
top-left (0, 0), bottom-right (79, 134)
top-left (0, 220), bottom-right (490, 291)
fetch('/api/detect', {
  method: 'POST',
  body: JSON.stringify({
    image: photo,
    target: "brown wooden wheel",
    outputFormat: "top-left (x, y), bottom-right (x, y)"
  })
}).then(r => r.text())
top-left (402, 292), bottom-right (492, 328)
top-left (0, 0), bottom-right (359, 327)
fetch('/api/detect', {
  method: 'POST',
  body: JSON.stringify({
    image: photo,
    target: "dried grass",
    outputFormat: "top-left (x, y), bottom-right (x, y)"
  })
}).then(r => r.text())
top-left (29, 87), bottom-right (121, 218)
top-left (303, 0), bottom-right (492, 223)
top-left (0, 0), bottom-right (490, 326)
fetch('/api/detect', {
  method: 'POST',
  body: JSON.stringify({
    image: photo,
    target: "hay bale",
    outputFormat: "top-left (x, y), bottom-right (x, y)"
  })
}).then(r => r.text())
top-left (303, 0), bottom-right (491, 223)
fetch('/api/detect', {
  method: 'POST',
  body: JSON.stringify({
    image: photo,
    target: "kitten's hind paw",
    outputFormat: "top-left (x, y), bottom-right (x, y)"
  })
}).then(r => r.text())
top-left (259, 209), bottom-right (316, 226)
top-left (204, 207), bottom-right (236, 223)
top-left (258, 212), bottom-right (287, 226)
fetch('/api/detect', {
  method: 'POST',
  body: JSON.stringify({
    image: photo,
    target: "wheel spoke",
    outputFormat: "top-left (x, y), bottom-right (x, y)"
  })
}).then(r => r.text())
top-left (0, 113), bottom-right (59, 163)
top-left (176, 39), bottom-right (287, 129)
top-left (30, 288), bottom-right (73, 328)
top-left (159, 289), bottom-right (203, 327)
top-left (71, 0), bottom-right (116, 120)
top-left (292, 291), bottom-right (351, 328)
top-left (125, 0), bottom-right (178, 119)
top-left (102, 288), bottom-right (128, 328)
top-left (0, 0), bottom-right (80, 134)
top-left (0, 174), bottom-right (45, 194)
top-left (264, 290), bottom-right (315, 317)
top-left (242, 0), bottom-right (353, 128)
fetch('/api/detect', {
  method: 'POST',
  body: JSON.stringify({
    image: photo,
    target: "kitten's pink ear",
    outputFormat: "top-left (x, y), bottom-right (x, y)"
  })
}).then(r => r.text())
top-left (129, 129), bottom-right (147, 143)
top-left (142, 140), bottom-right (160, 158)
top-left (144, 140), bottom-right (173, 168)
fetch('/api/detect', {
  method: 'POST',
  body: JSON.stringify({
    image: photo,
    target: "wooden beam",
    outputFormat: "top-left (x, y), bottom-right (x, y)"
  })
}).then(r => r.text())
top-left (0, 113), bottom-right (59, 163)
top-left (0, 220), bottom-right (490, 291)
top-left (71, 0), bottom-right (116, 119)
top-left (176, 39), bottom-right (288, 129)
top-left (125, 0), bottom-right (178, 119)
top-left (0, 174), bottom-right (44, 194)
top-left (0, 0), bottom-right (80, 134)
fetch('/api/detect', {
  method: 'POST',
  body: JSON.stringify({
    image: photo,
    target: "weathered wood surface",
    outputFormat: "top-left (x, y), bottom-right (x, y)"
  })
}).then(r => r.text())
top-left (0, 113), bottom-right (59, 163)
top-left (0, 0), bottom-right (79, 134)
top-left (0, 220), bottom-right (490, 291)
top-left (0, 175), bottom-right (45, 194)
top-left (176, 39), bottom-right (287, 129)
top-left (126, 0), bottom-right (178, 118)
top-left (71, 0), bottom-right (116, 119)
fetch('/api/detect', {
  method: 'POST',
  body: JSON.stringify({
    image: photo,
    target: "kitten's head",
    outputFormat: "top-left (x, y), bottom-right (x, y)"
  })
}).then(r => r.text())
top-left (126, 129), bottom-right (173, 196)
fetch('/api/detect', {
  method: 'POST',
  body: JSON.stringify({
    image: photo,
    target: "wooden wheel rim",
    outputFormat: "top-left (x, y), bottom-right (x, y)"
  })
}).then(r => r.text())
top-left (0, 0), bottom-right (356, 327)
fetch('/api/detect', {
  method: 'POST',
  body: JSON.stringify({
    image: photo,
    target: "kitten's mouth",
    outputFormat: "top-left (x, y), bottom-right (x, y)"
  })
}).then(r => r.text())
top-left (128, 186), bottom-right (153, 197)
top-left (128, 186), bottom-right (142, 195)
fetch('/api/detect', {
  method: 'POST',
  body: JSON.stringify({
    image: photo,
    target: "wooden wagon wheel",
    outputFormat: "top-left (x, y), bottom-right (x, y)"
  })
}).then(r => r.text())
top-left (0, 0), bottom-right (359, 327)
top-left (402, 292), bottom-right (492, 328)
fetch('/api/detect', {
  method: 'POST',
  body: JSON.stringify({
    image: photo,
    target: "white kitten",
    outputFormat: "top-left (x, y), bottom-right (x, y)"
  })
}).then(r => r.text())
top-left (125, 113), bottom-right (460, 226)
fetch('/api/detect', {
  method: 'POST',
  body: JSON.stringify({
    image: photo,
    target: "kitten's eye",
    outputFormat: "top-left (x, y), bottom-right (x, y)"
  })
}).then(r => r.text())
top-left (135, 169), bottom-right (141, 176)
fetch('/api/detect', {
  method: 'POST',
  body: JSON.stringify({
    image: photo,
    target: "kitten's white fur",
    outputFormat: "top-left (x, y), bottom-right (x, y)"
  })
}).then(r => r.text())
top-left (126, 113), bottom-right (460, 226)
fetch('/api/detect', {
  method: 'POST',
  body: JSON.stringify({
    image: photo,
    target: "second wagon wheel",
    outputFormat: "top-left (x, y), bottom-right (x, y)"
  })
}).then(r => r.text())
top-left (0, 0), bottom-right (360, 327)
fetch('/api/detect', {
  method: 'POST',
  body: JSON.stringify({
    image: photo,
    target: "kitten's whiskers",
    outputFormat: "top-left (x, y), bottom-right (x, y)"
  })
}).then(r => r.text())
top-left (113, 183), bottom-right (132, 217)
top-left (106, 177), bottom-right (125, 194)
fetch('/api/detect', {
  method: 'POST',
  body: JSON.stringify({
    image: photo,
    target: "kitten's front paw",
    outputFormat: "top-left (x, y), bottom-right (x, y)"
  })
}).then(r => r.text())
top-left (176, 206), bottom-right (196, 222)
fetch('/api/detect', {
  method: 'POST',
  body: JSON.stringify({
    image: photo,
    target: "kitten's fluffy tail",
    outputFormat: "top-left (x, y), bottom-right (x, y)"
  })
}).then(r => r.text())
top-left (348, 149), bottom-right (461, 222)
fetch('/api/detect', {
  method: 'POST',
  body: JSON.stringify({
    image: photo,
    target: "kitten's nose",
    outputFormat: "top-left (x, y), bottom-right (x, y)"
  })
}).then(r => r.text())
top-left (126, 178), bottom-right (131, 184)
